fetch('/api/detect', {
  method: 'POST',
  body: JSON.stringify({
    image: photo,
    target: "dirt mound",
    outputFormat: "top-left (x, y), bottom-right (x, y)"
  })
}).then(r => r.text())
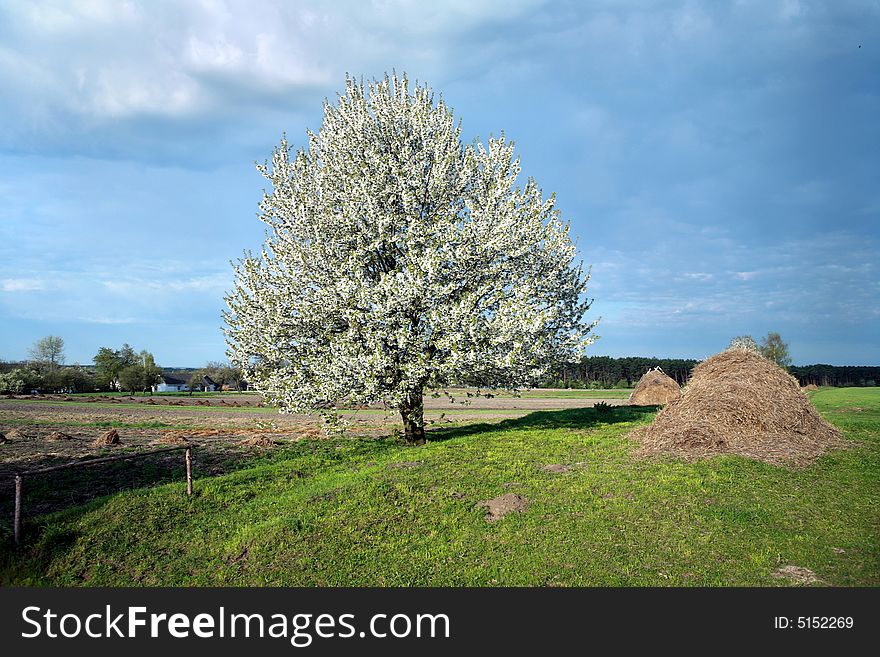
top-left (476, 493), bottom-right (529, 522)
top-left (93, 429), bottom-right (121, 446)
top-left (45, 431), bottom-right (74, 441)
top-left (772, 565), bottom-right (821, 585)
top-left (238, 436), bottom-right (277, 448)
top-left (629, 367), bottom-right (681, 406)
top-left (802, 384), bottom-right (819, 391)
top-left (631, 349), bottom-right (845, 466)
top-left (152, 433), bottom-right (192, 446)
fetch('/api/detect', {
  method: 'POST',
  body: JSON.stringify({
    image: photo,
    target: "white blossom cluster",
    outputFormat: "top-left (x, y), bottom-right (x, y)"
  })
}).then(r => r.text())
top-left (224, 73), bottom-right (596, 436)
top-left (728, 335), bottom-right (760, 353)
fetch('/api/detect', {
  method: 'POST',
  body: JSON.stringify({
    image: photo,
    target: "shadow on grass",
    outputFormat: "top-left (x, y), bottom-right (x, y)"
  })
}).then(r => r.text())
top-left (0, 445), bottom-right (302, 539)
top-left (427, 404), bottom-right (659, 442)
top-left (0, 524), bottom-right (81, 584)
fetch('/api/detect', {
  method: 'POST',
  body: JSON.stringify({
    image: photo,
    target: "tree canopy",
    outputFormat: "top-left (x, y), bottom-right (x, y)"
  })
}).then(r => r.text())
top-left (760, 331), bottom-right (792, 368)
top-left (93, 344), bottom-right (140, 390)
top-left (203, 361), bottom-right (243, 391)
top-left (94, 344), bottom-right (160, 393)
top-left (225, 73), bottom-right (595, 441)
top-left (29, 335), bottom-right (65, 369)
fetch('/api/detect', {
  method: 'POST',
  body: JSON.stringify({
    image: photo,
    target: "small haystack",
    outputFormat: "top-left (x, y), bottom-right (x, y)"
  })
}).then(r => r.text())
top-left (93, 429), bottom-right (121, 446)
top-left (629, 367), bottom-right (681, 406)
top-left (802, 384), bottom-right (819, 391)
top-left (152, 433), bottom-right (192, 446)
top-left (238, 436), bottom-right (277, 448)
top-left (631, 349), bottom-right (845, 466)
top-left (45, 431), bottom-right (74, 441)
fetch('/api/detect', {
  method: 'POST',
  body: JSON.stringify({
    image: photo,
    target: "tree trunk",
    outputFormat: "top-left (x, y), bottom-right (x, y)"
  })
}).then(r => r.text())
top-left (399, 390), bottom-right (426, 443)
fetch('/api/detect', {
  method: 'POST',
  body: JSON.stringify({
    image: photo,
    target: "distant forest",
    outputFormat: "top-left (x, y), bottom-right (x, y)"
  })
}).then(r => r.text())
top-left (542, 356), bottom-right (880, 388)
top-left (2, 358), bottom-right (878, 392)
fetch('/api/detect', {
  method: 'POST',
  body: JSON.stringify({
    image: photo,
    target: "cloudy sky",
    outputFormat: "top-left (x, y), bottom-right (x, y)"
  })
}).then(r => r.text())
top-left (0, 0), bottom-right (877, 367)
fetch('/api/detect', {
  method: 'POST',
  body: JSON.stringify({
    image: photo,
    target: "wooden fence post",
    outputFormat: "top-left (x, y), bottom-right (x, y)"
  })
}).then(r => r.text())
top-left (14, 474), bottom-right (22, 545)
top-left (185, 446), bottom-right (193, 496)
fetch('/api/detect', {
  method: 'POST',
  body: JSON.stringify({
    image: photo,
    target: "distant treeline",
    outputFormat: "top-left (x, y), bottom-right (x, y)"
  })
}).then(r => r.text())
top-left (542, 356), bottom-right (700, 388)
top-left (788, 365), bottom-right (879, 387)
top-left (3, 357), bottom-right (877, 393)
top-left (541, 356), bottom-right (879, 388)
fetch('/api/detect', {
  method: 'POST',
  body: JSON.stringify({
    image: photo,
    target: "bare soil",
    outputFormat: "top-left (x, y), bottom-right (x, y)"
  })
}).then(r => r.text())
top-left (476, 493), bottom-right (529, 522)
top-left (772, 565), bottom-right (821, 585)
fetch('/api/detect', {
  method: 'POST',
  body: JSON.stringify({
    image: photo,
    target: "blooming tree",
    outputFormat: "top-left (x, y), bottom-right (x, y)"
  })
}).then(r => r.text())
top-left (728, 335), bottom-right (759, 352)
top-left (224, 73), bottom-right (596, 442)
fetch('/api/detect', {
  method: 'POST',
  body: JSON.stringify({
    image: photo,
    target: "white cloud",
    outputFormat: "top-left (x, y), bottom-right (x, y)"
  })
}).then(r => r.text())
top-left (77, 316), bottom-right (137, 325)
top-left (779, 0), bottom-right (804, 22)
top-left (672, 2), bottom-right (713, 40)
top-left (587, 230), bottom-right (878, 339)
top-left (0, 266), bottom-right (231, 324)
top-left (0, 0), bottom-right (540, 136)
top-left (2, 278), bottom-right (47, 292)
top-left (102, 273), bottom-right (230, 295)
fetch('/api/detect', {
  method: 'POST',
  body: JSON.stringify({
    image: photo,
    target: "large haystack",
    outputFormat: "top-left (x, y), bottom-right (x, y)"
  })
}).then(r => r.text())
top-left (631, 349), bottom-right (845, 466)
top-left (629, 367), bottom-right (681, 406)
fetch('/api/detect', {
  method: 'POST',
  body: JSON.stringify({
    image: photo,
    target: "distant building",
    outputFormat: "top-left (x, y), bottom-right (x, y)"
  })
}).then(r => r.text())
top-left (152, 373), bottom-right (217, 393)
top-left (152, 374), bottom-right (189, 393)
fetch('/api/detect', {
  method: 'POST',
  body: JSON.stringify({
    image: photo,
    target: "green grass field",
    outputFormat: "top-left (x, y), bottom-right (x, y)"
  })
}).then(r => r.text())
top-left (2, 388), bottom-right (877, 586)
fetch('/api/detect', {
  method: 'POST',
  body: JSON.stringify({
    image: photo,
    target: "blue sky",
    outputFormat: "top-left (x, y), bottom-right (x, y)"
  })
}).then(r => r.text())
top-left (0, 0), bottom-right (877, 367)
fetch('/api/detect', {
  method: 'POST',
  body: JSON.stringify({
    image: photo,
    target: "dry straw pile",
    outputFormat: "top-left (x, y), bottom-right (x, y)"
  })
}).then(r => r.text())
top-left (45, 431), bottom-right (74, 441)
top-left (238, 436), bottom-right (277, 448)
top-left (628, 367), bottom-right (681, 406)
top-left (631, 349), bottom-right (845, 466)
top-left (93, 429), bottom-right (121, 446)
top-left (152, 432), bottom-right (191, 446)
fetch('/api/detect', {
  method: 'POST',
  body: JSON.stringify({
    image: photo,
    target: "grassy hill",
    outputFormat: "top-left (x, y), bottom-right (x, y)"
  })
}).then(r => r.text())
top-left (2, 388), bottom-right (878, 586)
